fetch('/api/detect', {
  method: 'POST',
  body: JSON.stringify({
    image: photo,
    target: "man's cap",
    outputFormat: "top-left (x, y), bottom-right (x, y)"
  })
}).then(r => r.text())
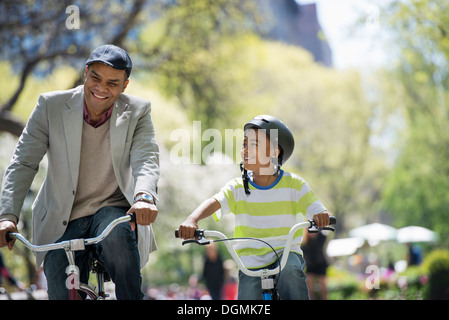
top-left (86, 44), bottom-right (132, 77)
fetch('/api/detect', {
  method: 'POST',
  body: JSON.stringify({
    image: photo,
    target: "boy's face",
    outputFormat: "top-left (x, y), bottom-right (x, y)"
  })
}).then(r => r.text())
top-left (241, 129), bottom-right (279, 175)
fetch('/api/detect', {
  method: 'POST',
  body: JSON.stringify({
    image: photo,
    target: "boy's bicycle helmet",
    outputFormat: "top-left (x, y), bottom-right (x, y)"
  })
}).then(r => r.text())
top-left (244, 114), bottom-right (295, 166)
top-left (241, 115), bottom-right (295, 195)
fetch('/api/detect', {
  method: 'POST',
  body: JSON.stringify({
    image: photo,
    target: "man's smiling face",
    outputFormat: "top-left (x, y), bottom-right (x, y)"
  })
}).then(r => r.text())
top-left (83, 62), bottom-right (129, 119)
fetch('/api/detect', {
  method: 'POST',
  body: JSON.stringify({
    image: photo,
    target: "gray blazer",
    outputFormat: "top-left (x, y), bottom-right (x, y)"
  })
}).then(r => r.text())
top-left (0, 85), bottom-right (159, 268)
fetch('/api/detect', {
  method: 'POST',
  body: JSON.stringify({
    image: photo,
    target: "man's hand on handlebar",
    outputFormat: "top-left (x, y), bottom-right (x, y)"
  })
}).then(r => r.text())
top-left (0, 220), bottom-right (18, 250)
top-left (126, 201), bottom-right (158, 231)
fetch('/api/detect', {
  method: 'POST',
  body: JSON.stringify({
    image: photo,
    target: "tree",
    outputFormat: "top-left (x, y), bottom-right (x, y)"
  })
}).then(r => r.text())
top-left (379, 0), bottom-right (449, 235)
top-left (136, 0), bottom-right (264, 130)
top-left (0, 0), bottom-right (147, 137)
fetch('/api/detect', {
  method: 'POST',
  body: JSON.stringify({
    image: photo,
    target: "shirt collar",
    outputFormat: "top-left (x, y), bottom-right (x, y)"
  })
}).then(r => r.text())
top-left (83, 100), bottom-right (113, 128)
top-left (248, 170), bottom-right (284, 190)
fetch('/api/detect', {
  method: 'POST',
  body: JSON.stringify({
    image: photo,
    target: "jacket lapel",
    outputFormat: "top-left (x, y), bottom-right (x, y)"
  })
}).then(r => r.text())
top-left (62, 86), bottom-right (84, 191)
top-left (110, 96), bottom-right (131, 175)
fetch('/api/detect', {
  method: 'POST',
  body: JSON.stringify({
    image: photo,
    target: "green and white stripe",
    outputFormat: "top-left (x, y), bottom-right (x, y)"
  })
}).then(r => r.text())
top-left (213, 170), bottom-right (326, 269)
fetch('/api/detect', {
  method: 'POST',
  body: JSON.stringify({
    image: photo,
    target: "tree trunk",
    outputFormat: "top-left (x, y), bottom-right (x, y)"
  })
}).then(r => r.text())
top-left (0, 111), bottom-right (25, 137)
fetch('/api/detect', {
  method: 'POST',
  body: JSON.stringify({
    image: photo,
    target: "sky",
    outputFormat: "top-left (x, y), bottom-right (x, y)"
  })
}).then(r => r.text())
top-left (296, 0), bottom-right (393, 70)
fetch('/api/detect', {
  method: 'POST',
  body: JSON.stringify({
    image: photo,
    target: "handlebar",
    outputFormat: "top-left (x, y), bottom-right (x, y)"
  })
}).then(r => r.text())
top-left (175, 216), bottom-right (336, 278)
top-left (174, 228), bottom-right (204, 240)
top-left (6, 213), bottom-right (136, 253)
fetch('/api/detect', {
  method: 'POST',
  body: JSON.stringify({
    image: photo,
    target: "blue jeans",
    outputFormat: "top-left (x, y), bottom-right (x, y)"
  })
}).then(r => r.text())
top-left (238, 252), bottom-right (309, 300)
top-left (43, 206), bottom-right (143, 300)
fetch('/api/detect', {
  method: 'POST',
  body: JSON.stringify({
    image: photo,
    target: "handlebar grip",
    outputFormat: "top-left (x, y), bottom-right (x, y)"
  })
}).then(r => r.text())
top-left (174, 229), bottom-right (204, 239)
top-left (5, 232), bottom-right (15, 243)
top-left (128, 212), bottom-right (136, 223)
top-left (329, 216), bottom-right (337, 225)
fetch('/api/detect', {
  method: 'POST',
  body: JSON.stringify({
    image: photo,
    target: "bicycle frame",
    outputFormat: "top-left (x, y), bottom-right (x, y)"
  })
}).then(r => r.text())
top-left (7, 214), bottom-right (134, 300)
top-left (176, 217), bottom-right (336, 300)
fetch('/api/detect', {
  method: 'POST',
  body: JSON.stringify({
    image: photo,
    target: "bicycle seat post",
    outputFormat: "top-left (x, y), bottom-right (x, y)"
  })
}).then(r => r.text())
top-left (89, 255), bottom-right (111, 300)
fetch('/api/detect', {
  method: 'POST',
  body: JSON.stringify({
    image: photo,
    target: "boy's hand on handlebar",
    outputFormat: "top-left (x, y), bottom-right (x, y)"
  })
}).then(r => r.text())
top-left (0, 220), bottom-right (17, 250)
top-left (178, 218), bottom-right (199, 240)
top-left (313, 211), bottom-right (330, 229)
top-left (127, 201), bottom-right (158, 231)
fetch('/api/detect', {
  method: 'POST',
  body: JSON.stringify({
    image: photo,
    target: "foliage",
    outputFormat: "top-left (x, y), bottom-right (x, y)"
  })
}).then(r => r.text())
top-left (136, 0), bottom-right (264, 130)
top-left (421, 250), bottom-right (449, 299)
top-left (379, 0), bottom-right (449, 236)
top-left (326, 266), bottom-right (368, 300)
top-left (327, 249), bottom-right (449, 300)
top-left (0, 0), bottom-right (147, 136)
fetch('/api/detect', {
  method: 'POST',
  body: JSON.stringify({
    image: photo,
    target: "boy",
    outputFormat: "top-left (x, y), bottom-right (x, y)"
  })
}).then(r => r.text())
top-left (177, 115), bottom-right (331, 299)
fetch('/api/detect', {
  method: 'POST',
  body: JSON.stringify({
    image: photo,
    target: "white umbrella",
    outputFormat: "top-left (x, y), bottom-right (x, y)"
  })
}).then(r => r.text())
top-left (397, 226), bottom-right (438, 243)
top-left (349, 223), bottom-right (397, 246)
top-left (326, 237), bottom-right (364, 257)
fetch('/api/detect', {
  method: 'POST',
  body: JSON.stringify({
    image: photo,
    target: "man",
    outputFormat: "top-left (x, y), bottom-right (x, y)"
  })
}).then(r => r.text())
top-left (0, 44), bottom-right (160, 299)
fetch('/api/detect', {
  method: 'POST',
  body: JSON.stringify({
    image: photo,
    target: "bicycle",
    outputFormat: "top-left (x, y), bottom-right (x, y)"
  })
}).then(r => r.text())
top-left (5, 213), bottom-right (136, 300)
top-left (175, 216), bottom-right (336, 300)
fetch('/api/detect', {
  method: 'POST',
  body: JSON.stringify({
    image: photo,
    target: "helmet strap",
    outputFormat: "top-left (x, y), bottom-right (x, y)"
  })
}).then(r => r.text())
top-left (240, 162), bottom-right (251, 195)
top-left (272, 154), bottom-right (283, 176)
top-left (273, 163), bottom-right (281, 176)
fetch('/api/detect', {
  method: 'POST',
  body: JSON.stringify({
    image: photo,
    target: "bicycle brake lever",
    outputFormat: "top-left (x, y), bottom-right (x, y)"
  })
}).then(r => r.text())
top-left (181, 239), bottom-right (211, 246)
top-left (308, 226), bottom-right (320, 233)
top-left (308, 226), bottom-right (335, 233)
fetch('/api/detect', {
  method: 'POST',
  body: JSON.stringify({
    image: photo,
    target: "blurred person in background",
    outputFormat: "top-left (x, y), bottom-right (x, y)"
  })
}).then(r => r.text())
top-left (202, 243), bottom-right (224, 300)
top-left (301, 229), bottom-right (329, 300)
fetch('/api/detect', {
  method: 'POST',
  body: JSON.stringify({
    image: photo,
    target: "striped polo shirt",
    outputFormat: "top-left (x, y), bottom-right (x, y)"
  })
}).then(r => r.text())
top-left (212, 170), bottom-right (326, 269)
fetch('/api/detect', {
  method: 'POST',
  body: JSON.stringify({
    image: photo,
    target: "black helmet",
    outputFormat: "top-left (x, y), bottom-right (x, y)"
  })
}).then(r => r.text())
top-left (244, 115), bottom-right (295, 166)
